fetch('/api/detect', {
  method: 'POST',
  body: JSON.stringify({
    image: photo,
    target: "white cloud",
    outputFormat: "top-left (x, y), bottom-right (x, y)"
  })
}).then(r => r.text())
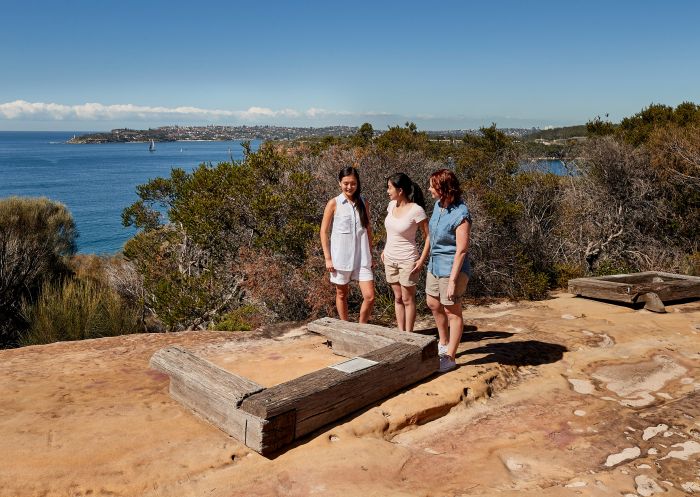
top-left (0, 100), bottom-right (567, 130)
top-left (0, 100), bottom-right (357, 122)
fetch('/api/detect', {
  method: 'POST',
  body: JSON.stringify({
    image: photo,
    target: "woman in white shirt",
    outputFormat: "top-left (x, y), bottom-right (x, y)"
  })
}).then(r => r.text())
top-left (320, 166), bottom-right (375, 323)
top-left (381, 173), bottom-right (429, 332)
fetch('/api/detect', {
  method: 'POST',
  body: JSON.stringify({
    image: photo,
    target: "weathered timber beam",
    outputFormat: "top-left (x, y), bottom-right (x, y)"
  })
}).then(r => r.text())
top-left (168, 375), bottom-right (267, 452)
top-left (593, 271), bottom-right (660, 283)
top-left (239, 342), bottom-right (438, 454)
top-left (570, 273), bottom-right (700, 304)
top-left (150, 346), bottom-right (270, 451)
top-left (568, 279), bottom-right (637, 302)
top-left (630, 281), bottom-right (700, 301)
top-left (150, 346), bottom-right (264, 406)
top-left (652, 271), bottom-right (700, 282)
top-left (308, 317), bottom-right (435, 357)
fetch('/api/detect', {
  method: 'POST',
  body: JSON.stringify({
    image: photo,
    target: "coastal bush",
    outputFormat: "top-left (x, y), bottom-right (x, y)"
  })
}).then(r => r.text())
top-left (560, 124), bottom-right (699, 276)
top-left (122, 143), bottom-right (320, 330)
top-left (618, 102), bottom-right (700, 146)
top-left (118, 103), bottom-right (699, 331)
top-left (123, 225), bottom-right (242, 331)
top-left (238, 246), bottom-right (319, 322)
top-left (71, 254), bottom-right (152, 331)
top-left (20, 278), bottom-right (139, 346)
top-left (210, 305), bottom-right (263, 332)
top-left (685, 253), bottom-right (700, 276)
top-left (0, 197), bottom-right (77, 347)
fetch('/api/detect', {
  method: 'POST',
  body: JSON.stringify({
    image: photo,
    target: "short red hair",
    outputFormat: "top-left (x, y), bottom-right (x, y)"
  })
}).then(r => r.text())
top-left (430, 169), bottom-right (462, 205)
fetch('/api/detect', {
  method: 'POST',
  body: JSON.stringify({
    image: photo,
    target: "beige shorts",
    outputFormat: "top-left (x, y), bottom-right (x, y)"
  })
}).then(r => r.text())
top-left (384, 258), bottom-right (419, 287)
top-left (425, 272), bottom-right (468, 306)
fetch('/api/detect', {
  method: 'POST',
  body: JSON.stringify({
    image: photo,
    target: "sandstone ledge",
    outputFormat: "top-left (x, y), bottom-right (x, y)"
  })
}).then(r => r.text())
top-left (1, 293), bottom-right (699, 496)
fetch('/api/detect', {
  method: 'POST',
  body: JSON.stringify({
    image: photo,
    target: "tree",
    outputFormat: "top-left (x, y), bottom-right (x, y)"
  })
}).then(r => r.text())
top-left (351, 122), bottom-right (374, 147)
top-left (618, 103), bottom-right (675, 146)
top-left (375, 122), bottom-right (428, 152)
top-left (586, 115), bottom-right (616, 137)
top-left (122, 143), bottom-right (319, 330)
top-left (0, 197), bottom-right (76, 346)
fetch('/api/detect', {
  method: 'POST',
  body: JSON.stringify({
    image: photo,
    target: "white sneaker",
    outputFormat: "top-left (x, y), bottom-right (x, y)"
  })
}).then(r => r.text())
top-left (438, 342), bottom-right (448, 356)
top-left (438, 355), bottom-right (457, 373)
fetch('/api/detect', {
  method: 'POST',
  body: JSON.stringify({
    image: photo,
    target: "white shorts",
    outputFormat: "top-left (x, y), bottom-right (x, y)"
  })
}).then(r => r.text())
top-left (330, 266), bottom-right (374, 285)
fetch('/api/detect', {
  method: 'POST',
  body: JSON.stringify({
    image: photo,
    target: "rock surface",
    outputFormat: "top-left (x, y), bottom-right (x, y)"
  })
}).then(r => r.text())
top-left (1, 293), bottom-right (699, 496)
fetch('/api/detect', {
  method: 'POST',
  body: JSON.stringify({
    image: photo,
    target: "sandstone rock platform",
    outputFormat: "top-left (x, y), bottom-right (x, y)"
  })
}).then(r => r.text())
top-left (1, 292), bottom-right (698, 496)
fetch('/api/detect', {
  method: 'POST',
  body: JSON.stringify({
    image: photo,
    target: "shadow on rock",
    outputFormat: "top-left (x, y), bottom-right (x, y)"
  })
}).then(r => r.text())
top-left (414, 326), bottom-right (513, 343)
top-left (461, 340), bottom-right (568, 366)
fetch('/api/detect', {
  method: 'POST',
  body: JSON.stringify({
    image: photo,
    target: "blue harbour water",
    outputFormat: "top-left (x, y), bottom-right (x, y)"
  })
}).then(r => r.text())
top-left (0, 132), bottom-right (260, 254)
top-left (0, 132), bottom-right (567, 255)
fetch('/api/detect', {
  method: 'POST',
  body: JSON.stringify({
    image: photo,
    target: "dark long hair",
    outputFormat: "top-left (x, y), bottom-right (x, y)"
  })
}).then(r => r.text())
top-left (338, 166), bottom-right (369, 228)
top-left (429, 169), bottom-right (462, 206)
top-left (387, 172), bottom-right (426, 209)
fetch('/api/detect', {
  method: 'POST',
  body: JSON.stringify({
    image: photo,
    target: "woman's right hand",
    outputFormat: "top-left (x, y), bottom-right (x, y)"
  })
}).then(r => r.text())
top-left (325, 258), bottom-right (335, 273)
top-left (380, 251), bottom-right (385, 263)
top-left (446, 280), bottom-right (456, 300)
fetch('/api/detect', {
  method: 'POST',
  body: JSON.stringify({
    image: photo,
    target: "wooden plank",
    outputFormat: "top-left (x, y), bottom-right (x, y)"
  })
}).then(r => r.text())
top-left (568, 278), bottom-right (636, 302)
top-left (630, 279), bottom-right (700, 302)
top-left (308, 317), bottom-right (435, 357)
top-left (244, 410), bottom-right (297, 456)
top-left (653, 271), bottom-right (700, 282)
top-left (169, 377), bottom-right (264, 449)
top-left (594, 271), bottom-right (662, 284)
top-left (150, 346), bottom-right (264, 406)
top-left (151, 324), bottom-right (440, 456)
top-left (569, 273), bottom-right (700, 304)
top-left (239, 342), bottom-right (438, 446)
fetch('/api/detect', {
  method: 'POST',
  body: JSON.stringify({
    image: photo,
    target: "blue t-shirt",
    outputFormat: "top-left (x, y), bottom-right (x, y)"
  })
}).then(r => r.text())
top-left (427, 200), bottom-right (472, 277)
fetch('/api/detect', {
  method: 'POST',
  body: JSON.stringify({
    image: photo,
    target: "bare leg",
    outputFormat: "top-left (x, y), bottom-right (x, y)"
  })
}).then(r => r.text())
top-left (401, 284), bottom-right (417, 332)
top-left (444, 302), bottom-right (464, 360)
top-left (427, 294), bottom-right (448, 348)
top-left (335, 284), bottom-right (349, 321)
top-left (390, 283), bottom-right (405, 330)
top-left (358, 280), bottom-right (375, 324)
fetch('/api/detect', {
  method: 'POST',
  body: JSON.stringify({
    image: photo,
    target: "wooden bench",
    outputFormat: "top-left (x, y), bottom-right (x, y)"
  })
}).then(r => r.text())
top-left (150, 318), bottom-right (437, 455)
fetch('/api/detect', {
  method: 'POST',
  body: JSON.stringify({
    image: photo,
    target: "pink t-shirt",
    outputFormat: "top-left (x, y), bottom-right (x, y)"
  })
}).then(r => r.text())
top-left (384, 200), bottom-right (428, 262)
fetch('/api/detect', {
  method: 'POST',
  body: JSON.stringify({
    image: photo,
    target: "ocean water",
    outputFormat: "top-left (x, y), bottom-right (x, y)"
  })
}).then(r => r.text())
top-left (0, 132), bottom-right (568, 255)
top-left (0, 131), bottom-right (260, 254)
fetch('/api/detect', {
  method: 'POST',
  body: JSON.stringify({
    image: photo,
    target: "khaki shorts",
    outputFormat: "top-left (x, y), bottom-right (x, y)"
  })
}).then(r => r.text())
top-left (425, 272), bottom-right (468, 306)
top-left (384, 258), bottom-right (419, 287)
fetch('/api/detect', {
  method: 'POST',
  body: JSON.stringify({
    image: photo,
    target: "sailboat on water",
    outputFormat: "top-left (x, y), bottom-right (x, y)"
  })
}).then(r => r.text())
top-left (149, 139), bottom-right (156, 152)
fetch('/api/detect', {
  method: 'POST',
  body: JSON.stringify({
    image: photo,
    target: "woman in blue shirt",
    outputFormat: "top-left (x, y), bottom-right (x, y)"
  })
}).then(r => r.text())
top-left (426, 169), bottom-right (472, 372)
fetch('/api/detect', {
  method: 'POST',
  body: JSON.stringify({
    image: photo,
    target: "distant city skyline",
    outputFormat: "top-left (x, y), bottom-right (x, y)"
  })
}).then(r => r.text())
top-left (2, 0), bottom-right (699, 131)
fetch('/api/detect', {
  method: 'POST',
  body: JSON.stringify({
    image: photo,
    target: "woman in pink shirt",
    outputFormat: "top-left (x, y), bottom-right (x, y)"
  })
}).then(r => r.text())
top-left (381, 173), bottom-right (429, 332)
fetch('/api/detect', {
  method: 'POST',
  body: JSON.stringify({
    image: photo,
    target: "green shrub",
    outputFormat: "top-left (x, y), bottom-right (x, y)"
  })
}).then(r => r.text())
top-left (593, 259), bottom-right (635, 277)
top-left (0, 197), bottom-right (76, 346)
top-left (20, 279), bottom-right (139, 346)
top-left (685, 252), bottom-right (700, 276)
top-left (553, 263), bottom-right (585, 289)
top-left (210, 305), bottom-right (261, 332)
top-left (515, 264), bottom-right (551, 300)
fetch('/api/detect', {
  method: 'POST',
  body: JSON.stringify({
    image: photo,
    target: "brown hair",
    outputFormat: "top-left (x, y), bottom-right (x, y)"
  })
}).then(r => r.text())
top-left (429, 169), bottom-right (462, 206)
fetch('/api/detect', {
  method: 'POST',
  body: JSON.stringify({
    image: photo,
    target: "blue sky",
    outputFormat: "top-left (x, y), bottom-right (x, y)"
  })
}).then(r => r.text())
top-left (1, 0), bottom-right (699, 131)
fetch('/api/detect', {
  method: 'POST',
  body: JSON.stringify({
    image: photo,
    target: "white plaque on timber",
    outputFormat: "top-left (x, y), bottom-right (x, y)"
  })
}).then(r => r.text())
top-left (330, 357), bottom-right (378, 374)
